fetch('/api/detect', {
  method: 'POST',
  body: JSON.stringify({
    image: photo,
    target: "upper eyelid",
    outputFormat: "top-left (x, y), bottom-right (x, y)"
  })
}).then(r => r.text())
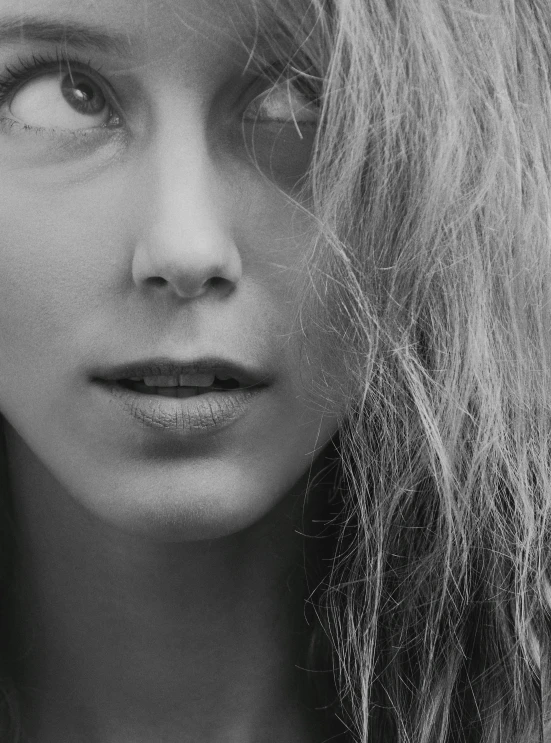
top-left (244, 57), bottom-right (322, 91)
top-left (240, 63), bottom-right (321, 113)
top-left (0, 52), bottom-right (123, 118)
top-left (0, 50), bottom-right (319, 128)
top-left (1, 53), bottom-right (94, 87)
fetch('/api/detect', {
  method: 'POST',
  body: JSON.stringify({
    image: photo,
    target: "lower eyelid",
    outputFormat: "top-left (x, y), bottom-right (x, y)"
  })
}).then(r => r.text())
top-left (0, 122), bottom-right (119, 140)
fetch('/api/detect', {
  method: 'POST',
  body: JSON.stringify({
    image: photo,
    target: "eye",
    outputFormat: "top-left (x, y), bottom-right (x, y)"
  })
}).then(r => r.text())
top-left (3, 69), bottom-right (118, 131)
top-left (243, 79), bottom-right (318, 125)
top-left (241, 77), bottom-right (319, 190)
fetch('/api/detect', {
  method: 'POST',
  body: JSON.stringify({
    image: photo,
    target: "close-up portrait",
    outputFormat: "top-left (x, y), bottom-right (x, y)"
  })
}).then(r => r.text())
top-left (0, 0), bottom-right (549, 742)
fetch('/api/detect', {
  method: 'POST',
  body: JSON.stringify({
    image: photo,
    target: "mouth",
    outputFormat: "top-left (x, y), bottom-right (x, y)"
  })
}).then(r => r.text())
top-left (92, 358), bottom-right (268, 433)
top-left (116, 373), bottom-right (244, 399)
top-left (92, 358), bottom-right (269, 425)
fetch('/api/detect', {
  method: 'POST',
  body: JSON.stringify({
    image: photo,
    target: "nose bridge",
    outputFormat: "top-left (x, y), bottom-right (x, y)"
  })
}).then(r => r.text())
top-left (131, 104), bottom-right (241, 298)
top-left (153, 120), bottom-right (217, 240)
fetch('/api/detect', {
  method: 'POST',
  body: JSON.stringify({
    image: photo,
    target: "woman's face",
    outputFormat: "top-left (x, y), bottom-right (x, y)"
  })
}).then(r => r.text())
top-left (0, 0), bottom-right (340, 540)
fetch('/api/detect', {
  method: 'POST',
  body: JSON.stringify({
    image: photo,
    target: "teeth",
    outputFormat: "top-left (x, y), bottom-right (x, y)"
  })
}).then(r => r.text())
top-left (126, 380), bottom-right (201, 397)
top-left (126, 371), bottom-right (237, 388)
top-left (140, 375), bottom-right (179, 387)
top-left (138, 374), bottom-right (216, 387)
top-left (178, 372), bottom-right (216, 387)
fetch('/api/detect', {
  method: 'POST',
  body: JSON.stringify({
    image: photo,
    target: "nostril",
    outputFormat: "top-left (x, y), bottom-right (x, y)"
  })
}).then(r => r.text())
top-left (142, 273), bottom-right (234, 298)
top-left (204, 276), bottom-right (236, 297)
top-left (208, 276), bottom-right (228, 290)
top-left (146, 276), bottom-right (168, 288)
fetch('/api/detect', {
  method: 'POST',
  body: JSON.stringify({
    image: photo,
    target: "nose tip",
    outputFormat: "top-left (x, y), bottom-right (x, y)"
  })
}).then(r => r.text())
top-left (131, 188), bottom-right (243, 301)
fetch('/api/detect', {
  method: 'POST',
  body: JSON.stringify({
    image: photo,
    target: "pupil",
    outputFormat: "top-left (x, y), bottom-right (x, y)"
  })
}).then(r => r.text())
top-left (74, 83), bottom-right (93, 102)
top-left (61, 73), bottom-right (106, 115)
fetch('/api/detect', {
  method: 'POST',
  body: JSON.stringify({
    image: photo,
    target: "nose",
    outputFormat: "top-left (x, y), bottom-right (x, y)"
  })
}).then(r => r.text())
top-left (131, 124), bottom-right (242, 301)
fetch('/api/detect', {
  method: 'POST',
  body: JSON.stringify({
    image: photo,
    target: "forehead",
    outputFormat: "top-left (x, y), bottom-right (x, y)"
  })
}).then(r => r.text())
top-left (0, 0), bottom-right (265, 68)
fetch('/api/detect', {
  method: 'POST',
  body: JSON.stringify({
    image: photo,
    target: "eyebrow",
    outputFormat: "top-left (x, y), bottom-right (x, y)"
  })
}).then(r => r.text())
top-left (0, 16), bottom-right (132, 55)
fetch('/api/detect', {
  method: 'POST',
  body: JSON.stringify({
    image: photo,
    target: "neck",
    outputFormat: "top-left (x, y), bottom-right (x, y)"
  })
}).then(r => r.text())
top-left (4, 427), bottom-right (332, 743)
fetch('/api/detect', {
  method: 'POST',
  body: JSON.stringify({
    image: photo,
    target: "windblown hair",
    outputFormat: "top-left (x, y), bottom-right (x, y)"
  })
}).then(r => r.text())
top-left (249, 0), bottom-right (551, 741)
top-left (1, 0), bottom-right (551, 741)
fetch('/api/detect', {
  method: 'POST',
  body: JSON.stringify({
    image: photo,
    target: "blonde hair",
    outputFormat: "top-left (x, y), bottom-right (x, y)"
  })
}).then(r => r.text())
top-left (2, 0), bottom-right (551, 741)
top-left (249, 0), bottom-right (551, 740)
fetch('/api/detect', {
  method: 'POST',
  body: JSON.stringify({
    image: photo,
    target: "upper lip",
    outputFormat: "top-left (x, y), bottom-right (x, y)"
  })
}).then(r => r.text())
top-left (92, 357), bottom-right (270, 388)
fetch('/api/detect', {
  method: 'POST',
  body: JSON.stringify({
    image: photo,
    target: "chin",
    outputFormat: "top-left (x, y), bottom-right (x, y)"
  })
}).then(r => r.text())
top-left (3, 414), bottom-right (333, 544)
top-left (71, 471), bottom-right (296, 543)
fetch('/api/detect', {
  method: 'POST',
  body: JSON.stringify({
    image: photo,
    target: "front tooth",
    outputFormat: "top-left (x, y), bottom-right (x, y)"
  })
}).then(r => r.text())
top-left (178, 372), bottom-right (216, 387)
top-left (143, 375), bottom-right (180, 387)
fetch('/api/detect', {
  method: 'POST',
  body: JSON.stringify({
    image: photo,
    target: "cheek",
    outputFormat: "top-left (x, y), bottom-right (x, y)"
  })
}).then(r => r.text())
top-left (0, 175), bottom-right (130, 378)
top-left (241, 122), bottom-right (315, 193)
top-left (235, 183), bottom-right (315, 302)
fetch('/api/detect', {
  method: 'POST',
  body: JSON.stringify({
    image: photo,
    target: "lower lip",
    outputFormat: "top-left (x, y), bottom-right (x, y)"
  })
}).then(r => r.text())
top-left (96, 381), bottom-right (265, 434)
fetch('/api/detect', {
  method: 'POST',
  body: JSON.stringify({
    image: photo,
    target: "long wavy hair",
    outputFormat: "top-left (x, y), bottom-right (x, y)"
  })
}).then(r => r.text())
top-left (2, 0), bottom-right (551, 741)
top-left (246, 0), bottom-right (551, 741)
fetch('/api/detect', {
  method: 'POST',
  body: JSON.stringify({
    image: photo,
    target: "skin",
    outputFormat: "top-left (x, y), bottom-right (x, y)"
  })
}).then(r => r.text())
top-left (0, 0), bottom-right (342, 740)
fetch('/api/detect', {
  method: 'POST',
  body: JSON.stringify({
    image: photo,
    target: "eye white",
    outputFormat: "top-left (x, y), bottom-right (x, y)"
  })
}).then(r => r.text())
top-left (7, 71), bottom-right (111, 131)
top-left (244, 81), bottom-right (318, 124)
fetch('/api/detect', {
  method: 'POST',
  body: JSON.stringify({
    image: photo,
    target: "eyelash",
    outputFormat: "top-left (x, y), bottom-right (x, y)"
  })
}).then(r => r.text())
top-left (252, 61), bottom-right (321, 104)
top-left (0, 50), bottom-right (118, 118)
top-left (0, 50), bottom-right (321, 131)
